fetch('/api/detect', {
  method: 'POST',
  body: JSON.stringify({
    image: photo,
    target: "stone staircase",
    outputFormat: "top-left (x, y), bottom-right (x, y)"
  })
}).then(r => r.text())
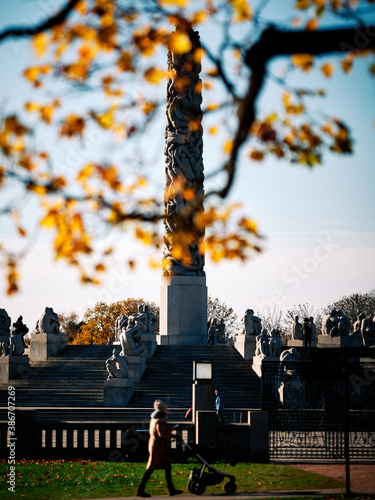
top-left (0, 344), bottom-right (260, 421)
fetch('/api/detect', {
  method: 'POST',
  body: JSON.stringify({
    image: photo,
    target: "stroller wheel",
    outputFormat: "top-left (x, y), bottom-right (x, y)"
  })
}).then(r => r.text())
top-left (224, 481), bottom-right (237, 494)
top-left (188, 479), bottom-right (206, 495)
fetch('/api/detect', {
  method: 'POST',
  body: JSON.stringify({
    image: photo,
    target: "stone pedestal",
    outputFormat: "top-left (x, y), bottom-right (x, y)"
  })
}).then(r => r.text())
top-left (196, 411), bottom-right (217, 448)
top-left (141, 333), bottom-right (157, 360)
top-left (124, 355), bottom-right (146, 382)
top-left (252, 356), bottom-right (278, 378)
top-left (192, 380), bottom-right (214, 424)
top-left (317, 335), bottom-right (359, 348)
top-left (159, 276), bottom-right (207, 345)
top-left (103, 378), bottom-right (134, 407)
top-left (0, 355), bottom-right (30, 382)
top-left (29, 332), bottom-right (67, 361)
top-left (287, 339), bottom-right (317, 348)
top-left (235, 335), bottom-right (256, 361)
top-left (248, 410), bottom-right (269, 462)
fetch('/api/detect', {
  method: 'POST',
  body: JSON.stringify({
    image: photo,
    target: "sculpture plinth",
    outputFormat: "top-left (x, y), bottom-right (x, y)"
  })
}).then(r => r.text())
top-left (29, 332), bottom-right (67, 361)
top-left (141, 332), bottom-right (157, 359)
top-left (159, 276), bottom-right (207, 345)
top-left (103, 378), bottom-right (134, 407)
top-left (0, 355), bottom-right (30, 382)
top-left (317, 335), bottom-right (360, 348)
top-left (124, 355), bottom-right (146, 382)
top-left (235, 335), bottom-right (257, 360)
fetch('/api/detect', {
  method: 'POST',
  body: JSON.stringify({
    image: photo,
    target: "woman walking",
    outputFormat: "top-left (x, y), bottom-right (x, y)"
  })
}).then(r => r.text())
top-left (137, 400), bottom-right (183, 497)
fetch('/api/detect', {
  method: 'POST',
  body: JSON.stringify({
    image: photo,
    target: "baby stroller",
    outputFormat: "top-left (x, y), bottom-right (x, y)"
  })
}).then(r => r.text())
top-left (180, 438), bottom-right (237, 495)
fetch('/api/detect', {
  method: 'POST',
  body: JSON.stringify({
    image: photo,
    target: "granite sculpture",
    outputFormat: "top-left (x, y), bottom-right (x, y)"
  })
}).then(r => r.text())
top-left (162, 26), bottom-right (205, 277)
top-left (268, 329), bottom-right (283, 357)
top-left (361, 315), bottom-right (375, 348)
top-left (291, 316), bottom-right (303, 340)
top-left (13, 315), bottom-right (29, 346)
top-left (321, 309), bottom-right (339, 336)
top-left (216, 318), bottom-right (226, 343)
top-left (239, 309), bottom-right (262, 336)
top-left (34, 307), bottom-right (64, 335)
top-left (309, 316), bottom-right (317, 341)
top-left (0, 327), bottom-right (25, 357)
top-left (255, 329), bottom-right (269, 357)
top-left (145, 305), bottom-right (159, 334)
top-left (120, 320), bottom-right (146, 356)
top-left (279, 348), bottom-right (305, 408)
top-left (115, 315), bottom-right (128, 342)
top-left (106, 349), bottom-right (129, 380)
top-left (0, 309), bottom-right (11, 338)
top-left (130, 305), bottom-right (148, 332)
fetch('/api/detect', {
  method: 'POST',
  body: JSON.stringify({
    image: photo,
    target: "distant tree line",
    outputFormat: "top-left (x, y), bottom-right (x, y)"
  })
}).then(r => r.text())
top-left (56, 290), bottom-right (375, 345)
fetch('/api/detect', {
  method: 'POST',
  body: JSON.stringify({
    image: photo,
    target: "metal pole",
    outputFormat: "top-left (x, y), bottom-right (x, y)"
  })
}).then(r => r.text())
top-left (344, 347), bottom-right (350, 495)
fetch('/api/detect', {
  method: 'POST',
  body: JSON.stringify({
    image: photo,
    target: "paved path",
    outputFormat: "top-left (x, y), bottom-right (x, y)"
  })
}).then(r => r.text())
top-left (80, 488), bottom-right (345, 500)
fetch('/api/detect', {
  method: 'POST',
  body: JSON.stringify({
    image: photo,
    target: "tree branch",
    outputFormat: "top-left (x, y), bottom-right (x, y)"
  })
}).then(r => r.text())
top-left (206, 24), bottom-right (375, 200)
top-left (0, 0), bottom-right (80, 43)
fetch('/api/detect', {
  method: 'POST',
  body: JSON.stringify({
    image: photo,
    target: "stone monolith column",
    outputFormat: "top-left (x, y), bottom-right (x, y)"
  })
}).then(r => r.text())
top-left (159, 25), bottom-right (207, 345)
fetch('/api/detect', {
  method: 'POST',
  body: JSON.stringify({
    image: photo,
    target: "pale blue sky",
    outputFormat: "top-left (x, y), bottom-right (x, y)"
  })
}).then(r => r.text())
top-left (1, 0), bottom-right (374, 330)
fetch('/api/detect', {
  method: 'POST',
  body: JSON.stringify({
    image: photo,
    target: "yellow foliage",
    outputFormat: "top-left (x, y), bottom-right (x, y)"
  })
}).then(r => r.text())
top-left (144, 67), bottom-right (167, 84)
top-left (142, 101), bottom-right (158, 114)
top-left (23, 65), bottom-right (51, 86)
top-left (33, 33), bottom-right (49, 58)
top-left (161, 0), bottom-right (189, 6)
top-left (207, 102), bottom-right (219, 111)
top-left (223, 139), bottom-right (233, 154)
top-left (229, 0), bottom-right (252, 22)
top-left (321, 63), bottom-right (334, 78)
top-left (117, 50), bottom-right (135, 72)
top-left (291, 53), bottom-right (314, 71)
top-left (341, 56), bottom-right (353, 73)
top-left (169, 31), bottom-right (192, 55)
top-left (60, 115), bottom-right (85, 137)
top-left (305, 18), bottom-right (319, 30)
top-left (249, 149), bottom-right (264, 161)
top-left (209, 126), bottom-right (218, 135)
top-left (6, 258), bottom-right (19, 296)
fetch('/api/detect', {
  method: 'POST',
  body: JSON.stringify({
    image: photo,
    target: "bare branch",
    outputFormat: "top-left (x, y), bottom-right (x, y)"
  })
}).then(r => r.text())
top-left (0, 0), bottom-right (80, 43)
top-left (206, 24), bottom-right (375, 199)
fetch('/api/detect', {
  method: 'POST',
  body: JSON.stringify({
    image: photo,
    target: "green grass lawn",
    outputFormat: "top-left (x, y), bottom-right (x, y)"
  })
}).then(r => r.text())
top-left (0, 459), bottom-right (351, 499)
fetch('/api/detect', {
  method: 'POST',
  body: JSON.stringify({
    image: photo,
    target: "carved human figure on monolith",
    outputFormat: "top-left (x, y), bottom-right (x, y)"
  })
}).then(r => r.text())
top-left (162, 25), bottom-right (205, 277)
top-left (120, 320), bottom-right (145, 356)
top-left (239, 309), bottom-right (262, 336)
top-left (0, 309), bottom-right (11, 337)
top-left (255, 329), bottom-right (269, 357)
top-left (321, 309), bottom-right (339, 336)
top-left (106, 349), bottom-right (129, 380)
top-left (291, 316), bottom-right (303, 340)
top-left (34, 307), bottom-right (63, 335)
top-left (268, 329), bottom-right (282, 357)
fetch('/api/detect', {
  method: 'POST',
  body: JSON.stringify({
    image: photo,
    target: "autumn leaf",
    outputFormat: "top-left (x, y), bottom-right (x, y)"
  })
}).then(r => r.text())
top-left (33, 33), bottom-right (49, 58)
top-left (321, 63), bottom-right (334, 78)
top-left (229, 0), bottom-right (252, 22)
top-left (291, 53), bottom-right (314, 71)
top-left (144, 67), bottom-right (166, 84)
top-left (168, 31), bottom-right (192, 54)
top-left (305, 18), bottom-right (319, 31)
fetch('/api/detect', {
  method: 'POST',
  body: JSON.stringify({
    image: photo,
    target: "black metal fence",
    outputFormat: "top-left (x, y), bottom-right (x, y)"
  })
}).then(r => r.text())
top-left (262, 351), bottom-right (375, 460)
